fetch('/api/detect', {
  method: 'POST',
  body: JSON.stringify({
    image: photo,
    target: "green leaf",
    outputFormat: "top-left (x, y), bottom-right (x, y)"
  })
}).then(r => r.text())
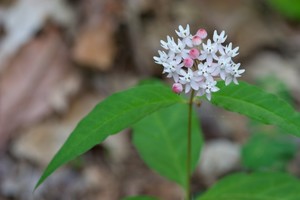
top-left (132, 103), bottom-right (202, 189)
top-left (197, 172), bottom-right (300, 200)
top-left (35, 84), bottom-right (183, 189)
top-left (256, 75), bottom-right (293, 105)
top-left (267, 0), bottom-right (300, 21)
top-left (242, 133), bottom-right (297, 171)
top-left (211, 82), bottom-right (300, 137)
top-left (122, 196), bottom-right (159, 200)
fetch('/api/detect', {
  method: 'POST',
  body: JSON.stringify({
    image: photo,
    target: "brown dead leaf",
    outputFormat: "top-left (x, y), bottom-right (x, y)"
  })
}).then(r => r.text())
top-left (0, 26), bottom-right (80, 150)
top-left (72, 0), bottom-right (123, 71)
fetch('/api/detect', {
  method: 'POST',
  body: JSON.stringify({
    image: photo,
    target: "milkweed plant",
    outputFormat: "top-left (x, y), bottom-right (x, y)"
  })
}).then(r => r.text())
top-left (35, 25), bottom-right (300, 200)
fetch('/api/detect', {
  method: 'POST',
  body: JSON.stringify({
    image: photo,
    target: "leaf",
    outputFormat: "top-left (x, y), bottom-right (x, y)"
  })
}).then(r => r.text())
top-left (211, 82), bottom-right (300, 137)
top-left (132, 103), bottom-right (203, 189)
top-left (35, 84), bottom-right (183, 189)
top-left (122, 196), bottom-right (159, 200)
top-left (197, 172), bottom-right (300, 200)
top-left (267, 0), bottom-right (300, 21)
top-left (242, 133), bottom-right (297, 171)
top-left (256, 75), bottom-right (293, 105)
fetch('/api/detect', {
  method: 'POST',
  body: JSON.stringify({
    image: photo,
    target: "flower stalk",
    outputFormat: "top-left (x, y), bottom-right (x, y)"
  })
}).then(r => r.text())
top-left (186, 89), bottom-right (195, 200)
top-left (154, 24), bottom-right (245, 199)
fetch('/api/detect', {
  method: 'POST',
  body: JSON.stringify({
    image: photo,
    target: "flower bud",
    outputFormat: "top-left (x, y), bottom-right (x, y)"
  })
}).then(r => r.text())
top-left (192, 35), bottom-right (202, 46)
top-left (183, 58), bottom-right (194, 68)
top-left (172, 83), bottom-right (183, 94)
top-left (196, 28), bottom-right (207, 39)
top-left (189, 48), bottom-right (200, 59)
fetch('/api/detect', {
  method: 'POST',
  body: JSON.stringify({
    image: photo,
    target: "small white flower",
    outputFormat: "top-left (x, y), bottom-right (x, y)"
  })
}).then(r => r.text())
top-left (179, 68), bottom-right (201, 93)
top-left (223, 43), bottom-right (239, 58)
top-left (199, 39), bottom-right (218, 65)
top-left (225, 63), bottom-right (245, 85)
top-left (160, 36), bottom-right (176, 50)
top-left (175, 24), bottom-right (191, 38)
top-left (175, 24), bottom-right (193, 47)
top-left (197, 62), bottom-right (216, 80)
top-left (213, 30), bottom-right (227, 54)
top-left (153, 50), bottom-right (169, 65)
top-left (162, 62), bottom-right (182, 82)
top-left (214, 57), bottom-right (231, 80)
top-left (173, 39), bottom-right (189, 60)
top-left (213, 30), bottom-right (227, 44)
top-left (198, 79), bottom-right (219, 101)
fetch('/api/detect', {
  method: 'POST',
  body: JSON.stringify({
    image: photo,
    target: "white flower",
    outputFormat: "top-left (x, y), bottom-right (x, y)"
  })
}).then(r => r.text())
top-left (179, 68), bottom-right (201, 93)
top-left (162, 61), bottom-right (182, 82)
top-left (173, 39), bottom-right (189, 60)
top-left (223, 43), bottom-right (239, 58)
top-left (198, 79), bottom-right (219, 101)
top-left (160, 36), bottom-right (176, 50)
top-left (225, 63), bottom-right (245, 85)
top-left (213, 57), bottom-right (231, 80)
top-left (175, 24), bottom-right (193, 47)
top-left (197, 62), bottom-right (216, 80)
top-left (154, 25), bottom-right (244, 101)
top-left (199, 39), bottom-right (218, 65)
top-left (153, 50), bottom-right (169, 65)
top-left (213, 30), bottom-right (227, 43)
top-left (213, 30), bottom-right (227, 54)
top-left (175, 24), bottom-right (191, 38)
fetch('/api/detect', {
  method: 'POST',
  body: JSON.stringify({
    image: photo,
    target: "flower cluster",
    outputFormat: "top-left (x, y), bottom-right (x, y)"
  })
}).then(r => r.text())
top-left (154, 25), bottom-right (245, 100)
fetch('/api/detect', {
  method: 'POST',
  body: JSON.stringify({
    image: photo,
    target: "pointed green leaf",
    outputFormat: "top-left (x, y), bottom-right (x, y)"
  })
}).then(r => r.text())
top-left (211, 82), bottom-right (300, 137)
top-left (132, 103), bottom-right (202, 188)
top-left (35, 84), bottom-right (183, 189)
top-left (198, 172), bottom-right (300, 200)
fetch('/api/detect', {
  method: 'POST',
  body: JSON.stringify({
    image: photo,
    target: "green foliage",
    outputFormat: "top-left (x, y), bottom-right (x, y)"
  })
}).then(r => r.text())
top-left (256, 75), bottom-right (293, 105)
top-left (198, 172), bottom-right (300, 200)
top-left (36, 77), bottom-right (300, 199)
top-left (241, 77), bottom-right (297, 171)
top-left (267, 0), bottom-right (300, 20)
top-left (211, 81), bottom-right (300, 137)
top-left (133, 103), bottom-right (202, 188)
top-left (247, 76), bottom-right (294, 130)
top-left (122, 196), bottom-right (159, 200)
top-left (242, 133), bottom-right (297, 171)
top-left (35, 84), bottom-right (183, 189)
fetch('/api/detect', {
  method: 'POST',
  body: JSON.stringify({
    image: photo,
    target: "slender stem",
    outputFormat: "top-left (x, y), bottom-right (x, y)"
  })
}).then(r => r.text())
top-left (186, 90), bottom-right (195, 200)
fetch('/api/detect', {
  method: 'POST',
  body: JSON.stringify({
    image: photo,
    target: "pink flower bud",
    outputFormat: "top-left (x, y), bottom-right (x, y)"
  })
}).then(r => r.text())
top-left (189, 48), bottom-right (200, 59)
top-left (192, 35), bottom-right (202, 46)
top-left (183, 58), bottom-right (194, 68)
top-left (172, 83), bottom-right (183, 94)
top-left (196, 28), bottom-right (207, 39)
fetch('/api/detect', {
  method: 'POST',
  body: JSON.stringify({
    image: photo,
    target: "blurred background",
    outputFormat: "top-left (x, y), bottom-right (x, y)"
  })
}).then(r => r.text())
top-left (1, 0), bottom-right (300, 199)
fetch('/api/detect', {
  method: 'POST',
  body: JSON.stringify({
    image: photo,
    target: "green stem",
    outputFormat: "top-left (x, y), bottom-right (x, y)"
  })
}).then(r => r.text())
top-left (186, 90), bottom-right (195, 200)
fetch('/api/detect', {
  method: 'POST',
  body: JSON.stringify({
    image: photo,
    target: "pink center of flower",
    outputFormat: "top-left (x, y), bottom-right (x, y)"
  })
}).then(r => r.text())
top-left (183, 58), bottom-right (194, 68)
top-left (172, 83), bottom-right (183, 94)
top-left (192, 35), bottom-right (202, 46)
top-left (196, 28), bottom-right (207, 39)
top-left (189, 48), bottom-right (200, 59)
